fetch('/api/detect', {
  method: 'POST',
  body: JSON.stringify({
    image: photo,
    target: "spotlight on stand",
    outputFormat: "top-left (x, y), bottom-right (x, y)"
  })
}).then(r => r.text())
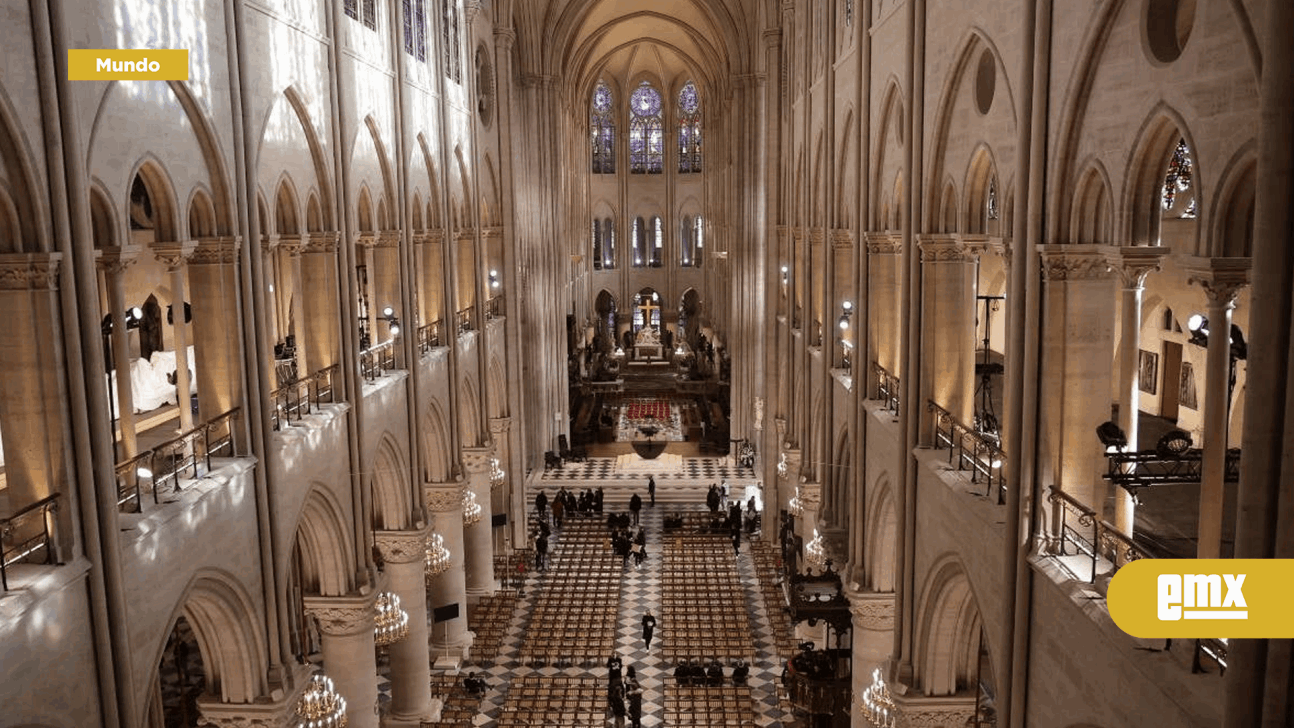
top-left (381, 306), bottom-right (401, 338)
top-left (1187, 314), bottom-right (1210, 348)
top-left (1096, 421), bottom-right (1128, 454)
top-left (781, 265), bottom-right (789, 285)
top-left (489, 269), bottom-right (500, 289)
top-left (838, 301), bottom-right (854, 330)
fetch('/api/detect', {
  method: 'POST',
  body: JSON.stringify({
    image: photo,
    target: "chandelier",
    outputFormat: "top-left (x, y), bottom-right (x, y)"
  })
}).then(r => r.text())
top-left (295, 673), bottom-right (347, 728)
top-left (425, 534), bottom-right (450, 579)
top-left (860, 668), bottom-right (896, 728)
top-left (462, 490), bottom-right (482, 526)
top-left (804, 528), bottom-right (827, 569)
top-left (777, 452), bottom-right (789, 479)
top-left (373, 591), bottom-right (409, 647)
top-left (489, 457), bottom-right (505, 488)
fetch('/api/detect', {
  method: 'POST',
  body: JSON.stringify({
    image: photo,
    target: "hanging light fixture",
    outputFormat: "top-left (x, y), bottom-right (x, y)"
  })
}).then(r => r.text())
top-left (489, 457), bottom-right (506, 488)
top-left (373, 591), bottom-right (410, 647)
top-left (860, 667), bottom-right (897, 728)
top-left (805, 528), bottom-right (827, 569)
top-left (425, 534), bottom-right (450, 578)
top-left (462, 490), bottom-right (482, 526)
top-left (295, 673), bottom-right (348, 728)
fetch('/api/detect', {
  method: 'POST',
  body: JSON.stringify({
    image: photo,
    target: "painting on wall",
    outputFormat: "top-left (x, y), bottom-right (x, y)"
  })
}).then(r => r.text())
top-left (1139, 350), bottom-right (1159, 395)
top-left (1180, 361), bottom-right (1198, 410)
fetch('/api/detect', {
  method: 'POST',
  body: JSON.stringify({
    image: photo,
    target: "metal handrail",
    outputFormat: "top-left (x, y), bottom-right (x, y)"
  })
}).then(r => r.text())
top-left (418, 320), bottom-right (443, 354)
top-left (486, 295), bottom-right (505, 321)
top-left (360, 340), bottom-right (396, 381)
top-left (114, 408), bottom-right (241, 512)
top-left (270, 364), bottom-right (339, 431)
top-left (1095, 518), bottom-right (1152, 574)
top-left (1047, 488), bottom-right (1099, 581)
top-left (873, 362), bottom-right (900, 414)
top-left (457, 306), bottom-right (474, 333)
top-left (927, 401), bottom-right (1007, 503)
top-left (1, 493), bottom-right (61, 591)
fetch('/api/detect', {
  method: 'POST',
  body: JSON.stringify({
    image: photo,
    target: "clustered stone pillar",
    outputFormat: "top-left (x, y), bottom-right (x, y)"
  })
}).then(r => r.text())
top-left (424, 481), bottom-right (472, 658)
top-left (154, 243), bottom-right (197, 432)
top-left (917, 236), bottom-right (978, 434)
top-left (488, 417), bottom-right (515, 552)
top-left (1037, 246), bottom-right (1119, 514)
top-left (96, 245), bottom-right (141, 458)
top-left (374, 527), bottom-right (437, 725)
top-left (1186, 259), bottom-right (1249, 559)
top-left (461, 445), bottom-right (498, 599)
top-left (301, 232), bottom-right (341, 372)
top-left (0, 253), bottom-right (71, 546)
top-left (370, 231), bottom-right (402, 343)
top-left (1111, 248), bottom-right (1166, 534)
top-left (867, 234), bottom-right (904, 391)
top-left (187, 237), bottom-right (244, 421)
top-left (304, 592), bottom-right (381, 728)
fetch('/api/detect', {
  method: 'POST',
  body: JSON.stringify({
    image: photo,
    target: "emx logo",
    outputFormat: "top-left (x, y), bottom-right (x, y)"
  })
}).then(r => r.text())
top-left (1109, 559), bottom-right (1294, 639)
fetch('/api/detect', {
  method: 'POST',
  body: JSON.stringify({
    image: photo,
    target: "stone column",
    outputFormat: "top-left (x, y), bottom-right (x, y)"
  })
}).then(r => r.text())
top-left (154, 243), bottom-right (197, 432)
top-left (304, 593), bottom-right (380, 728)
top-left (301, 232), bottom-right (341, 372)
top-left (1037, 245), bottom-right (1119, 515)
top-left (424, 481), bottom-right (473, 658)
top-left (848, 589), bottom-right (895, 722)
top-left (1110, 247), bottom-right (1167, 534)
top-left (867, 234), bottom-right (903, 389)
top-left (489, 417), bottom-right (518, 551)
top-left (917, 236), bottom-right (978, 436)
top-left (96, 246), bottom-right (141, 458)
top-left (260, 235), bottom-right (282, 367)
top-left (374, 527), bottom-right (438, 724)
top-left (1185, 258), bottom-right (1250, 559)
top-left (371, 232), bottom-right (402, 344)
top-left (0, 253), bottom-right (70, 544)
top-left (277, 235), bottom-right (308, 377)
top-left (187, 237), bottom-right (244, 421)
top-left (461, 446), bottom-right (498, 599)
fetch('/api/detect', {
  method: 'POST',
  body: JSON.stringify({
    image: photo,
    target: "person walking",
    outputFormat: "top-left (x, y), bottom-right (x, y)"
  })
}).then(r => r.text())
top-left (642, 611), bottom-right (657, 650)
top-left (731, 527), bottom-right (741, 556)
top-left (647, 475), bottom-right (656, 506)
top-left (536, 532), bottom-right (549, 571)
top-left (626, 673), bottom-right (643, 728)
top-left (536, 490), bottom-right (549, 523)
top-left (629, 492), bottom-right (642, 525)
top-left (608, 682), bottom-right (627, 728)
top-left (551, 495), bottom-right (565, 529)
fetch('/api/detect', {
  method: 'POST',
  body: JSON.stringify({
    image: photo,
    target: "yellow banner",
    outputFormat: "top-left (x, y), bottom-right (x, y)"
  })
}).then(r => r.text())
top-left (68, 49), bottom-right (189, 81)
top-left (1108, 559), bottom-right (1294, 638)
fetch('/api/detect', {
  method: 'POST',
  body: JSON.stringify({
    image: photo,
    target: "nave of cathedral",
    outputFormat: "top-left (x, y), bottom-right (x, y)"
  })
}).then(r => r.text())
top-left (2, 0), bottom-right (1294, 727)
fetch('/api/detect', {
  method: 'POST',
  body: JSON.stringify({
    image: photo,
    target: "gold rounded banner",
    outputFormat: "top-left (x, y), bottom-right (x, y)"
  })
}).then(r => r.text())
top-left (68, 50), bottom-right (189, 81)
top-left (1108, 559), bottom-right (1294, 638)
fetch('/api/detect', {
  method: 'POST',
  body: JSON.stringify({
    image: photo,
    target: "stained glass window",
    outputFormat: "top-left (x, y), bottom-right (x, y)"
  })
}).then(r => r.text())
top-left (403, 0), bottom-right (427, 60)
top-left (592, 219), bottom-right (601, 270)
top-left (362, 0), bottom-right (377, 29)
top-left (678, 81), bottom-right (703, 173)
top-left (345, 0), bottom-right (359, 20)
top-left (632, 217), bottom-right (646, 267)
top-left (694, 215), bottom-right (704, 267)
top-left (591, 81), bottom-right (615, 173)
top-left (630, 82), bottom-right (663, 174)
top-left (651, 216), bottom-right (663, 267)
top-left (443, 0), bottom-right (461, 82)
top-left (845, 0), bottom-right (854, 26)
top-left (1162, 138), bottom-right (1194, 215)
top-left (987, 177), bottom-right (999, 220)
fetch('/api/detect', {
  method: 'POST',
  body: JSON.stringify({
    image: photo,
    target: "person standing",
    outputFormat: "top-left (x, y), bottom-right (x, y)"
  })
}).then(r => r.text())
top-left (642, 611), bottom-right (657, 650)
top-left (608, 682), bottom-right (626, 728)
top-left (536, 532), bottom-right (549, 571)
top-left (551, 495), bottom-right (565, 529)
top-left (536, 490), bottom-right (549, 523)
top-left (629, 492), bottom-right (642, 525)
top-left (647, 475), bottom-right (656, 506)
top-left (731, 527), bottom-right (741, 556)
top-left (626, 673), bottom-right (643, 728)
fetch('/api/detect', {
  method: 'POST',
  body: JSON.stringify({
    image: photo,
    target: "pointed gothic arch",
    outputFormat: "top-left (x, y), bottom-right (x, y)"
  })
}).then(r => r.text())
top-left (371, 434), bottom-right (412, 531)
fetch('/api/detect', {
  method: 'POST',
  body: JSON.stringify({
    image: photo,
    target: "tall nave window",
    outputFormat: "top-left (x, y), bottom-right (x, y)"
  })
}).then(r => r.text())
top-left (442, 0), bottom-right (461, 82)
top-left (629, 82), bottom-right (663, 174)
top-left (403, 0), bottom-right (427, 61)
top-left (346, 0), bottom-right (378, 30)
top-left (677, 81), bottom-right (702, 173)
top-left (592, 218), bottom-right (615, 269)
top-left (591, 81), bottom-right (615, 174)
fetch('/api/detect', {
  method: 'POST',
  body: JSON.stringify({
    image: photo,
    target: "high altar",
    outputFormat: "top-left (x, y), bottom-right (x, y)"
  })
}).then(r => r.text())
top-left (633, 326), bottom-right (663, 360)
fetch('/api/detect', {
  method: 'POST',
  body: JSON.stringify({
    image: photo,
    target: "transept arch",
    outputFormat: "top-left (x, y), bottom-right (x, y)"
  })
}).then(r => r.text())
top-left (128, 156), bottom-right (181, 244)
top-left (275, 178), bottom-right (300, 236)
top-left (1208, 141), bottom-right (1256, 258)
top-left (962, 145), bottom-right (998, 235)
top-left (186, 187), bottom-right (217, 239)
top-left (871, 78), bottom-right (905, 230)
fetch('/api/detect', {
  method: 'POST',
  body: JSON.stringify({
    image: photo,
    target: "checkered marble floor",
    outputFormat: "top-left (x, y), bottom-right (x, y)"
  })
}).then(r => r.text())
top-left (540, 457), bottom-right (756, 483)
top-left (406, 490), bottom-right (799, 727)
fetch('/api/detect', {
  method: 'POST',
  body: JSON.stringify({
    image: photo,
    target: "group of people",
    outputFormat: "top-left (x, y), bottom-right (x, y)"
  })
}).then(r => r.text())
top-left (605, 655), bottom-right (644, 728)
top-left (673, 658), bottom-right (749, 687)
top-left (609, 518), bottom-right (648, 568)
top-left (537, 487), bottom-right (605, 529)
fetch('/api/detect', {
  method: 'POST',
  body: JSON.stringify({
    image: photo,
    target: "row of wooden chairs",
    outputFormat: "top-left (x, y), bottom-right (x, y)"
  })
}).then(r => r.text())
top-left (496, 677), bottom-right (607, 727)
top-left (661, 539), bottom-right (756, 661)
top-left (664, 685), bottom-right (759, 727)
top-left (520, 523), bottom-right (621, 663)
top-left (751, 542), bottom-right (798, 658)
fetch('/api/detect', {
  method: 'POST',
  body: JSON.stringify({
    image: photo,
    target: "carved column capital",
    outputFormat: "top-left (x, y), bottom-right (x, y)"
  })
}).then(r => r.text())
top-left (461, 446), bottom-right (493, 474)
top-left (259, 233), bottom-right (280, 252)
top-left (1037, 244), bottom-right (1119, 281)
top-left (774, 416), bottom-right (788, 437)
top-left (831, 229), bottom-right (855, 248)
top-left (891, 693), bottom-right (978, 728)
top-left (0, 252), bottom-right (63, 290)
top-left (153, 241), bottom-right (198, 271)
top-left (1114, 246), bottom-right (1169, 289)
top-left (494, 26), bottom-right (517, 50)
top-left (796, 481), bottom-right (822, 510)
top-left (489, 417), bottom-right (512, 434)
top-left (303, 594), bottom-right (377, 637)
top-left (190, 237), bottom-right (243, 266)
top-left (865, 233), bottom-right (902, 255)
top-left (424, 482), bottom-right (467, 513)
top-left (276, 234), bottom-right (304, 257)
top-left (918, 235), bottom-right (978, 263)
top-left (374, 525), bottom-right (431, 564)
top-left (94, 245), bottom-right (142, 275)
top-left (846, 590), bottom-right (896, 631)
top-left (1183, 256), bottom-right (1251, 308)
top-left (355, 232), bottom-right (378, 249)
top-left (304, 232), bottom-right (340, 253)
top-left (809, 229), bottom-right (826, 245)
top-left (374, 230), bottom-right (401, 248)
